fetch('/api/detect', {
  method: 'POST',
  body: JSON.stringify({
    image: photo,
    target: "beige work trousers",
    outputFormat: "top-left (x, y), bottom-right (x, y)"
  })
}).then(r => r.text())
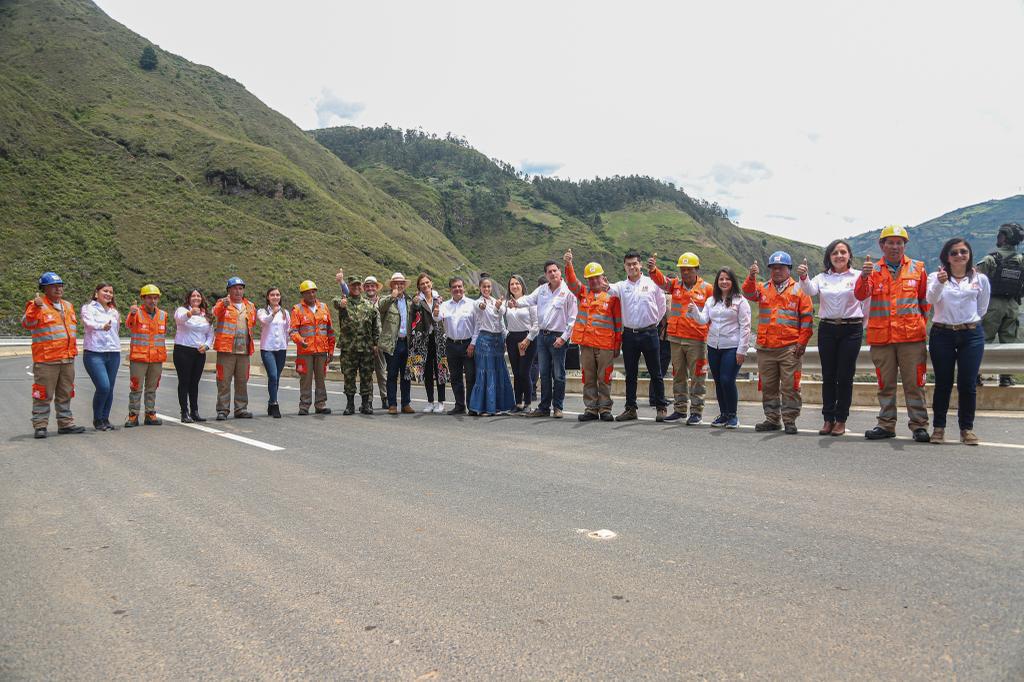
top-left (298, 353), bottom-right (329, 411)
top-left (670, 337), bottom-right (707, 416)
top-left (31, 360), bottom-right (75, 429)
top-left (128, 360), bottom-right (163, 415)
top-left (580, 346), bottom-right (615, 415)
top-left (216, 352), bottom-right (250, 415)
top-left (373, 348), bottom-right (387, 403)
top-left (757, 345), bottom-right (803, 425)
top-left (869, 341), bottom-right (929, 432)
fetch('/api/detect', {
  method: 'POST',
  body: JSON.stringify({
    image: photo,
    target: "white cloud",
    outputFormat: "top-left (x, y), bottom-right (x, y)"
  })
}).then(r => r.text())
top-left (520, 161), bottom-right (563, 176)
top-left (314, 89), bottom-right (364, 128)
top-left (95, 0), bottom-right (1024, 246)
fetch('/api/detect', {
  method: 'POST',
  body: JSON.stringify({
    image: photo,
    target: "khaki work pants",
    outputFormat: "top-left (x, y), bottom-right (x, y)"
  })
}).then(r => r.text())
top-left (373, 348), bottom-right (387, 403)
top-left (580, 345), bottom-right (615, 415)
top-left (297, 353), bottom-right (329, 411)
top-left (757, 345), bottom-right (803, 425)
top-left (128, 360), bottom-right (163, 415)
top-left (216, 352), bottom-right (250, 415)
top-left (670, 337), bottom-right (707, 416)
top-left (31, 360), bottom-right (75, 429)
top-left (869, 341), bottom-right (929, 432)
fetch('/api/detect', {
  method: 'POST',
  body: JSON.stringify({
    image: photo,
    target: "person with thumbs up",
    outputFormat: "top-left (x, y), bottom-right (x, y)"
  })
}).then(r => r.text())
top-left (854, 225), bottom-right (931, 442)
top-left (798, 240), bottom-right (864, 436)
top-left (467, 275), bottom-right (515, 416)
top-left (81, 282), bottom-right (122, 431)
top-left (409, 273), bottom-right (450, 414)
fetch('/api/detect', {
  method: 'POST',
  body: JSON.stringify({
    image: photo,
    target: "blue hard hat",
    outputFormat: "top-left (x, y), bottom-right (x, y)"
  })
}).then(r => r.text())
top-left (226, 276), bottom-right (246, 288)
top-left (38, 271), bottom-right (64, 287)
top-left (767, 251), bottom-right (793, 267)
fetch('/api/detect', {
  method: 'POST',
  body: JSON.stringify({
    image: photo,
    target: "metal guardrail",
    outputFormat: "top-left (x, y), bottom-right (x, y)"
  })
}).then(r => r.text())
top-left (5, 337), bottom-right (1024, 374)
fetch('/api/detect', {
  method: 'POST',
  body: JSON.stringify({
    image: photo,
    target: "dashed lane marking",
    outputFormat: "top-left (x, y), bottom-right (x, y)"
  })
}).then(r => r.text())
top-left (156, 413), bottom-right (285, 452)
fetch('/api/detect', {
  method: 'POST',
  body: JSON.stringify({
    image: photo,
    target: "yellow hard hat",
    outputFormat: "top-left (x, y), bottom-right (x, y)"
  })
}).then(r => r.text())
top-left (583, 262), bottom-right (605, 278)
top-left (299, 280), bottom-right (318, 293)
top-left (677, 252), bottom-right (700, 268)
top-left (879, 224), bottom-right (910, 242)
top-left (139, 284), bottom-right (161, 297)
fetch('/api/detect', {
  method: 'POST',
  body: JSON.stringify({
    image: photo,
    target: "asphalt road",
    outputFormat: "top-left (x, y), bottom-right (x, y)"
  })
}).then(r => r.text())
top-left (1, 355), bottom-right (1022, 680)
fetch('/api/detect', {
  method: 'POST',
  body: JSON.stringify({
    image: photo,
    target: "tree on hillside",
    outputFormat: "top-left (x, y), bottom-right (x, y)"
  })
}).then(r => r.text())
top-left (139, 46), bottom-right (158, 71)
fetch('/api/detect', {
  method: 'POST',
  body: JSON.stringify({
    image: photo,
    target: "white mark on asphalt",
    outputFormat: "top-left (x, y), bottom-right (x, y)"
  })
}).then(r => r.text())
top-left (157, 413), bottom-right (285, 452)
top-left (577, 528), bottom-right (617, 540)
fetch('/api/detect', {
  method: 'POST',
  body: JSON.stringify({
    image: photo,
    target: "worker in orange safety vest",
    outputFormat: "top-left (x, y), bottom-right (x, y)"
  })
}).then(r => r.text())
top-left (125, 284), bottom-right (167, 427)
top-left (854, 224), bottom-right (931, 442)
top-left (742, 251), bottom-right (814, 434)
top-left (23, 271), bottom-right (85, 439)
top-left (212, 276), bottom-right (257, 420)
top-left (564, 249), bottom-right (622, 421)
top-left (290, 279), bottom-right (336, 415)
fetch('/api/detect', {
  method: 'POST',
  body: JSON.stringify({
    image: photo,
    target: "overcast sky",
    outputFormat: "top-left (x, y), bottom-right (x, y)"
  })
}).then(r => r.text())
top-left (96, 0), bottom-right (1024, 245)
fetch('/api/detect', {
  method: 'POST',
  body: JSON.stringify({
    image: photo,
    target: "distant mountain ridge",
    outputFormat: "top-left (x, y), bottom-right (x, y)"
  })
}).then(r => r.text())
top-left (846, 195), bottom-right (1024, 269)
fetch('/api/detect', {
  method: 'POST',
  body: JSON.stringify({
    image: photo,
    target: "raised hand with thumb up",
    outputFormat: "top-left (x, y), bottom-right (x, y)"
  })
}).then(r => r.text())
top-left (33, 292), bottom-right (45, 307)
top-left (861, 255), bottom-right (874, 279)
top-left (563, 248), bottom-right (573, 264)
top-left (648, 253), bottom-right (658, 272)
top-left (937, 265), bottom-right (949, 284)
top-left (130, 299), bottom-right (140, 315)
top-left (796, 258), bottom-right (809, 280)
top-left (749, 260), bottom-right (760, 278)
top-left (335, 268), bottom-right (345, 285)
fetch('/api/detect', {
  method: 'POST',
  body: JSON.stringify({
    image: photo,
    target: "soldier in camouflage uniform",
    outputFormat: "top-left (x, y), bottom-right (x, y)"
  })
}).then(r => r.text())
top-left (334, 276), bottom-right (381, 415)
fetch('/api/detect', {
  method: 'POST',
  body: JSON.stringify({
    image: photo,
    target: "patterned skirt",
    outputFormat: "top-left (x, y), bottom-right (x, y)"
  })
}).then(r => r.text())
top-left (469, 331), bottom-right (515, 414)
top-left (407, 327), bottom-right (450, 384)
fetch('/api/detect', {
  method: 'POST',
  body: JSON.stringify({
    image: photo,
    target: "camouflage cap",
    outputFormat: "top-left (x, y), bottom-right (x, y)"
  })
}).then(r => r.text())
top-left (346, 275), bottom-right (361, 285)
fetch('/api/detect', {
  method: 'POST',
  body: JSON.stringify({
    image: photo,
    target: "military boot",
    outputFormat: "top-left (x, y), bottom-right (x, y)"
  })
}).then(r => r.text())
top-left (360, 395), bottom-right (374, 415)
top-left (343, 395), bottom-right (356, 415)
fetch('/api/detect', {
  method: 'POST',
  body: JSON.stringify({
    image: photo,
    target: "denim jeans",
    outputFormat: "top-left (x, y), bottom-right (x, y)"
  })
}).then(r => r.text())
top-left (385, 337), bottom-right (411, 408)
top-left (83, 350), bottom-right (120, 422)
top-left (260, 349), bottom-right (287, 404)
top-left (929, 325), bottom-right (985, 430)
top-left (536, 331), bottom-right (567, 412)
top-left (622, 327), bottom-right (666, 409)
top-left (707, 346), bottom-right (739, 417)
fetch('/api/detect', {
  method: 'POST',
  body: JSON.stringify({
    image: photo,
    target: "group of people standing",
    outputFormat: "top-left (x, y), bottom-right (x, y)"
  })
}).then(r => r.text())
top-left (21, 223), bottom-right (1023, 446)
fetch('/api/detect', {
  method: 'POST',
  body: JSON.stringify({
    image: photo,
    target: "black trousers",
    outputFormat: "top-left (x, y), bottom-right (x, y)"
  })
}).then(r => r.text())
top-left (505, 330), bottom-right (536, 406)
top-left (424, 335), bottom-right (446, 403)
top-left (172, 344), bottom-right (206, 413)
top-left (623, 327), bottom-right (666, 409)
top-left (817, 321), bottom-right (863, 422)
top-left (446, 339), bottom-right (476, 409)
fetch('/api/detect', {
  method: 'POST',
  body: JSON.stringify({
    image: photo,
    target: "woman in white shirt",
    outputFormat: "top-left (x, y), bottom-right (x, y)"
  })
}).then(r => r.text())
top-left (81, 283), bottom-right (122, 431)
top-left (173, 288), bottom-right (215, 423)
top-left (797, 239), bottom-right (864, 437)
top-left (468, 276), bottom-right (515, 416)
top-left (688, 268), bottom-right (751, 429)
top-left (926, 238), bottom-right (990, 445)
top-left (257, 286), bottom-right (290, 419)
top-left (503, 274), bottom-right (539, 413)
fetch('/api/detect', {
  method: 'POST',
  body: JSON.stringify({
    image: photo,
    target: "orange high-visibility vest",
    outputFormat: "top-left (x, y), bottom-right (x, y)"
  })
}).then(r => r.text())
top-left (854, 256), bottom-right (928, 345)
top-left (22, 297), bottom-right (78, 363)
top-left (126, 307), bottom-right (168, 363)
top-left (289, 301), bottom-right (336, 355)
top-left (212, 298), bottom-right (257, 354)
top-left (742, 276), bottom-right (814, 349)
top-left (650, 268), bottom-right (712, 341)
top-left (565, 263), bottom-right (623, 350)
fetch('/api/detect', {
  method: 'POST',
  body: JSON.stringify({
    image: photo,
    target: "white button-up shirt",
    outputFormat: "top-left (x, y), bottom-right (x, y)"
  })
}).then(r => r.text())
top-left (504, 305), bottom-right (538, 338)
top-left (435, 296), bottom-right (477, 341)
top-left (798, 269), bottom-right (866, 320)
top-left (256, 307), bottom-right (290, 351)
top-left (516, 281), bottom-right (578, 342)
top-left (80, 300), bottom-right (121, 352)
top-left (471, 297), bottom-right (506, 344)
top-left (607, 275), bottom-right (666, 329)
top-left (690, 295), bottom-right (752, 351)
top-left (927, 272), bottom-right (991, 325)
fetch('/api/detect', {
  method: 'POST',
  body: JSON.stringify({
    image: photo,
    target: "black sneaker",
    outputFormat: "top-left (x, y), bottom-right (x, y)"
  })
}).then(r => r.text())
top-left (190, 412), bottom-right (206, 423)
top-left (599, 412), bottom-right (614, 422)
top-left (103, 419), bottom-right (117, 431)
top-left (577, 412), bottom-right (599, 422)
top-left (215, 413), bottom-right (228, 421)
top-left (33, 428), bottom-right (47, 439)
top-left (663, 411), bottom-right (686, 422)
top-left (447, 406), bottom-right (467, 415)
top-left (912, 428), bottom-right (931, 443)
top-left (181, 412), bottom-right (194, 424)
top-left (864, 426), bottom-right (896, 440)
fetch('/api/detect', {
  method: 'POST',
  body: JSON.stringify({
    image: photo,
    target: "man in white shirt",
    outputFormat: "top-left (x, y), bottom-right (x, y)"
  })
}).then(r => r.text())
top-left (434, 276), bottom-right (477, 415)
top-left (606, 251), bottom-right (669, 421)
top-left (510, 261), bottom-right (578, 418)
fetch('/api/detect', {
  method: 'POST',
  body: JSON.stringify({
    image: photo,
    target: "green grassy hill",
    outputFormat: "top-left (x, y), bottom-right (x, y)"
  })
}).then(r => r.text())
top-left (0, 0), bottom-right (475, 330)
top-left (846, 195), bottom-right (1024, 270)
top-left (312, 126), bottom-right (822, 285)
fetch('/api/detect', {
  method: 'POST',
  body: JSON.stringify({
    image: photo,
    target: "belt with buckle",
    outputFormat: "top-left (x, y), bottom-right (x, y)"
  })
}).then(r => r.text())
top-left (540, 329), bottom-right (562, 335)
top-left (932, 322), bottom-right (978, 331)
top-left (624, 324), bottom-right (657, 333)
top-left (821, 317), bottom-right (863, 325)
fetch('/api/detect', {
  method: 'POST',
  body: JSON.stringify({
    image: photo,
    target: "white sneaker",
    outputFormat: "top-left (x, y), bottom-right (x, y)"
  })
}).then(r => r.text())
top-left (421, 403), bottom-right (434, 413)
top-left (433, 402), bottom-right (445, 413)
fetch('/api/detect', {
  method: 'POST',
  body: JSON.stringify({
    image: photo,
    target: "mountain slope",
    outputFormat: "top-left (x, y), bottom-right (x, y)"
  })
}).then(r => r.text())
top-left (0, 0), bottom-right (475, 329)
top-left (312, 126), bottom-right (823, 283)
top-left (846, 196), bottom-right (1024, 269)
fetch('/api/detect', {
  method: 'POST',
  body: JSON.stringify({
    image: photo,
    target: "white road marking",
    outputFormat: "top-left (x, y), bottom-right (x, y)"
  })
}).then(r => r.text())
top-left (157, 413), bottom-right (285, 452)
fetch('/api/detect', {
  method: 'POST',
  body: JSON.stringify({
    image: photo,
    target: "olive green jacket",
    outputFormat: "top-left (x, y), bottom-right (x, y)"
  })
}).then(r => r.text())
top-left (376, 292), bottom-right (415, 355)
